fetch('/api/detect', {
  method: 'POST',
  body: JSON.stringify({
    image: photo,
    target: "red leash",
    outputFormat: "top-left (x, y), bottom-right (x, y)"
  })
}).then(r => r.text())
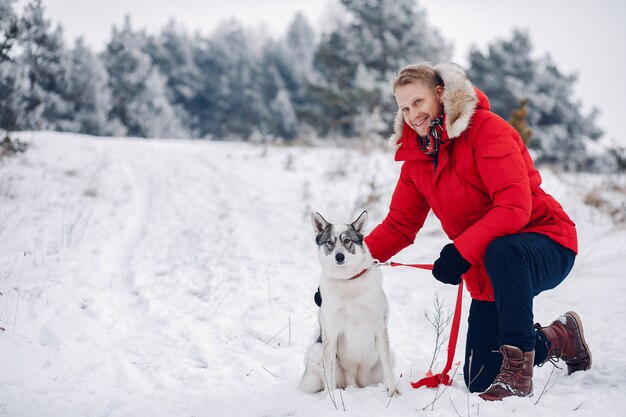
top-left (383, 261), bottom-right (464, 389)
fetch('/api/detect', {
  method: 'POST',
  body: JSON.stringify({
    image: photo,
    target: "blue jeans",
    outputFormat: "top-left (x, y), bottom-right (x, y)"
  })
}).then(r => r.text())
top-left (463, 233), bottom-right (576, 392)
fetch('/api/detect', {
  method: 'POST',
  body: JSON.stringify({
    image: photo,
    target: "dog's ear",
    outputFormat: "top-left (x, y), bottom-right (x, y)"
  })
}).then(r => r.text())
top-left (311, 212), bottom-right (330, 235)
top-left (351, 210), bottom-right (368, 234)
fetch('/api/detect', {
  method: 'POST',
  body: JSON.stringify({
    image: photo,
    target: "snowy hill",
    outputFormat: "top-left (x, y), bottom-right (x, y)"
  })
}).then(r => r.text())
top-left (0, 132), bottom-right (625, 417)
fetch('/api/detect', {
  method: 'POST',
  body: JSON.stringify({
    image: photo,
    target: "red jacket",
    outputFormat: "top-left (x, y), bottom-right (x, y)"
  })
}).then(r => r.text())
top-left (364, 64), bottom-right (577, 301)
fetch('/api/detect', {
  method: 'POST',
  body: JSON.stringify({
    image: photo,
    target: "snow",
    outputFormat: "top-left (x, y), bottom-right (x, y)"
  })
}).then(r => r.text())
top-left (1, 132), bottom-right (625, 417)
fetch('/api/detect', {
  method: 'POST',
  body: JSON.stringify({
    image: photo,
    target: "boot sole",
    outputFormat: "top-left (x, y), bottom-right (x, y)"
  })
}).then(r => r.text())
top-left (565, 311), bottom-right (592, 371)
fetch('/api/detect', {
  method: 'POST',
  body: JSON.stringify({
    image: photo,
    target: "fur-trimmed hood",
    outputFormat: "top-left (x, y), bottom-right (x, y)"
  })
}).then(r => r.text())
top-left (389, 63), bottom-right (487, 150)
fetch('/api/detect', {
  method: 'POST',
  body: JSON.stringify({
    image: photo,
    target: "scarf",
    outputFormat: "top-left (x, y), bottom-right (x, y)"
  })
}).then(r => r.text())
top-left (417, 115), bottom-right (445, 160)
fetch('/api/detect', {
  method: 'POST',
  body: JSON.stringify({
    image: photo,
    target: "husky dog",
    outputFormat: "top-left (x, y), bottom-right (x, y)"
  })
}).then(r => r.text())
top-left (299, 211), bottom-right (399, 397)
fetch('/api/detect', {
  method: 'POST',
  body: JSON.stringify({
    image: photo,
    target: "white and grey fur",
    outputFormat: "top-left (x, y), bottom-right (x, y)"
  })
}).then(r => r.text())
top-left (299, 211), bottom-right (399, 397)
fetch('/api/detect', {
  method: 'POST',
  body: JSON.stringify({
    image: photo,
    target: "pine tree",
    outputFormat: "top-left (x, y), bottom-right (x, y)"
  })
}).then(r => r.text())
top-left (309, 0), bottom-right (451, 137)
top-left (284, 13), bottom-right (316, 82)
top-left (467, 29), bottom-right (603, 170)
top-left (531, 56), bottom-right (602, 169)
top-left (467, 29), bottom-right (535, 120)
top-left (192, 19), bottom-right (270, 139)
top-left (0, 0), bottom-right (18, 63)
top-left (102, 16), bottom-right (188, 138)
top-left (145, 20), bottom-right (200, 135)
top-left (67, 38), bottom-right (114, 136)
top-left (0, 0), bottom-right (24, 135)
top-left (0, 60), bottom-right (29, 134)
top-left (269, 88), bottom-right (298, 139)
top-left (269, 13), bottom-right (317, 139)
top-left (18, 0), bottom-right (73, 130)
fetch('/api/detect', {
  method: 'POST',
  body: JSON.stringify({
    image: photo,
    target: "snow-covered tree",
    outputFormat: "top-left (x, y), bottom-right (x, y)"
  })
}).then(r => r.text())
top-left (102, 16), bottom-right (188, 138)
top-left (18, 0), bottom-right (73, 130)
top-left (67, 38), bottom-right (115, 136)
top-left (531, 56), bottom-right (603, 169)
top-left (341, 0), bottom-right (451, 75)
top-left (191, 20), bottom-right (271, 139)
top-left (466, 29), bottom-right (536, 124)
top-left (271, 13), bottom-right (317, 139)
top-left (309, 0), bottom-right (451, 136)
top-left (0, 60), bottom-right (29, 134)
top-left (0, 0), bottom-right (18, 63)
top-left (0, 0), bottom-right (23, 134)
top-left (132, 69), bottom-right (189, 138)
top-left (284, 13), bottom-right (316, 83)
top-left (145, 21), bottom-right (200, 135)
top-left (270, 88), bottom-right (298, 139)
top-left (467, 29), bottom-right (603, 170)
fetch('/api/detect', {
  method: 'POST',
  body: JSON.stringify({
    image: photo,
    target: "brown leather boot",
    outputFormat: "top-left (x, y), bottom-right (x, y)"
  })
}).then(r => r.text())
top-left (478, 345), bottom-right (534, 401)
top-left (534, 311), bottom-right (592, 375)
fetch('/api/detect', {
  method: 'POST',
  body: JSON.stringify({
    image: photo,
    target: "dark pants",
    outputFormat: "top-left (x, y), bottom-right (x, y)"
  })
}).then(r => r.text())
top-left (463, 233), bottom-right (576, 393)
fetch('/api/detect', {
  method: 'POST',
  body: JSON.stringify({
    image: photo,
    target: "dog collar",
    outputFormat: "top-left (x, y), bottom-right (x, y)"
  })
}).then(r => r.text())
top-left (348, 268), bottom-right (369, 280)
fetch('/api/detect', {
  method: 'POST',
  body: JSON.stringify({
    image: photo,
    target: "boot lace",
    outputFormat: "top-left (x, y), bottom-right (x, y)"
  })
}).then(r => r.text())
top-left (534, 323), bottom-right (564, 370)
top-left (538, 356), bottom-right (563, 370)
top-left (491, 350), bottom-right (524, 383)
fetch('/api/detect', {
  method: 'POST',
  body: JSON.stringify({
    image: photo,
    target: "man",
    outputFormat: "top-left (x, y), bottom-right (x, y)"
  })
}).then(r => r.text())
top-left (362, 63), bottom-right (592, 400)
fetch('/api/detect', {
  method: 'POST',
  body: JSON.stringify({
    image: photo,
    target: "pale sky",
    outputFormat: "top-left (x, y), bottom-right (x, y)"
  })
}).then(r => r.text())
top-left (14, 0), bottom-right (626, 144)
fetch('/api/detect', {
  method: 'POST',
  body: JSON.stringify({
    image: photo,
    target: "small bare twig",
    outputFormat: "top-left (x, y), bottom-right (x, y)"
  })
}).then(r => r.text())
top-left (467, 351), bottom-right (484, 416)
top-left (421, 362), bottom-right (461, 411)
top-left (573, 402), bottom-right (584, 411)
top-left (244, 329), bottom-right (277, 349)
top-left (322, 341), bottom-right (338, 410)
top-left (424, 291), bottom-right (453, 371)
top-left (533, 366), bottom-right (559, 405)
top-left (12, 251), bottom-right (26, 334)
top-left (66, 202), bottom-right (91, 248)
top-left (262, 367), bottom-right (278, 378)
top-left (449, 398), bottom-right (462, 417)
top-left (339, 387), bottom-right (346, 411)
top-left (266, 316), bottom-right (310, 345)
top-left (386, 373), bottom-right (403, 408)
top-left (210, 294), bottom-right (228, 319)
top-left (431, 382), bottom-right (444, 411)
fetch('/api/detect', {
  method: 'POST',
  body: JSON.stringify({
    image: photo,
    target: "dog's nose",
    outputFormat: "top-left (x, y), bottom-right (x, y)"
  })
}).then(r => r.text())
top-left (335, 253), bottom-right (345, 263)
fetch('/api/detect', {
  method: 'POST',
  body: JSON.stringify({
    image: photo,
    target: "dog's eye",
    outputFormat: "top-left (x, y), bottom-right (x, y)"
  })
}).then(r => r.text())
top-left (325, 240), bottom-right (334, 246)
top-left (343, 239), bottom-right (351, 245)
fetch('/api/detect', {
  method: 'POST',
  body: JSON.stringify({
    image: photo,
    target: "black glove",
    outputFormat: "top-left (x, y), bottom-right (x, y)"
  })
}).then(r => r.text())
top-left (432, 243), bottom-right (471, 285)
top-left (314, 286), bottom-right (322, 307)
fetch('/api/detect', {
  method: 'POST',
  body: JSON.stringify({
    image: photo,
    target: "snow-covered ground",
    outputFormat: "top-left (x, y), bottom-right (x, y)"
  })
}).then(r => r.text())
top-left (0, 132), bottom-right (625, 417)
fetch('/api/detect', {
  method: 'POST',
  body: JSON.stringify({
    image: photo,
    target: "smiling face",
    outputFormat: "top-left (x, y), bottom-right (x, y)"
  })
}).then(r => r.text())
top-left (395, 82), bottom-right (444, 137)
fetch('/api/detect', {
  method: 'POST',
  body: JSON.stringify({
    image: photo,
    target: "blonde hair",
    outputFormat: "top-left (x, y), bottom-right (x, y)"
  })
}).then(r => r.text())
top-left (392, 63), bottom-right (444, 93)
